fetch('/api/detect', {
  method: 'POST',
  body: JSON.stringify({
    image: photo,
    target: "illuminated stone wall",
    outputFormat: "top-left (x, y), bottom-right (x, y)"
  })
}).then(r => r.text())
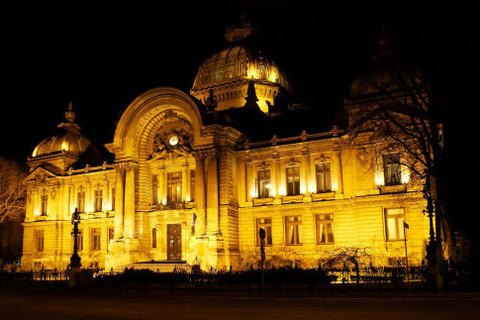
top-left (21, 165), bottom-right (116, 271)
top-left (235, 131), bottom-right (429, 270)
top-left (21, 87), bottom-right (431, 272)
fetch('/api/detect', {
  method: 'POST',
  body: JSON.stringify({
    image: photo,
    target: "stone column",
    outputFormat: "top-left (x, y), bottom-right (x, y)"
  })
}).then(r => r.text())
top-left (103, 176), bottom-right (110, 212)
top-left (205, 149), bottom-right (219, 234)
top-left (194, 152), bottom-right (206, 235)
top-left (186, 163), bottom-right (191, 202)
top-left (159, 168), bottom-right (165, 205)
top-left (114, 166), bottom-right (125, 239)
top-left (182, 164), bottom-right (188, 203)
top-left (332, 151), bottom-right (343, 193)
top-left (301, 147), bottom-right (311, 194)
top-left (245, 158), bottom-right (253, 201)
top-left (274, 155), bottom-right (281, 197)
top-left (123, 162), bottom-right (136, 239)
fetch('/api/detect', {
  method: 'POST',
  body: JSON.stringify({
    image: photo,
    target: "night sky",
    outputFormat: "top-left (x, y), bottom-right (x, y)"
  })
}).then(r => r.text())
top-left (1, 1), bottom-right (478, 164)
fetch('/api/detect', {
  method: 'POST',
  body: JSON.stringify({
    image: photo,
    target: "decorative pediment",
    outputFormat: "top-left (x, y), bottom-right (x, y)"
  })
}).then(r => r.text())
top-left (314, 154), bottom-right (331, 164)
top-left (285, 158), bottom-right (300, 167)
top-left (255, 161), bottom-right (271, 170)
top-left (25, 166), bottom-right (59, 184)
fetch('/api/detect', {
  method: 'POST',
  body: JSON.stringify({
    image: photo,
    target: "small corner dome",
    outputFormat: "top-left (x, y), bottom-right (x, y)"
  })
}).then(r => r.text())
top-left (30, 103), bottom-right (103, 168)
top-left (32, 131), bottom-right (99, 159)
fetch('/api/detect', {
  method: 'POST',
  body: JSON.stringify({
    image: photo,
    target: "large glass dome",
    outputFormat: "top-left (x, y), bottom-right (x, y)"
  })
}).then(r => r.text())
top-left (190, 18), bottom-right (291, 114)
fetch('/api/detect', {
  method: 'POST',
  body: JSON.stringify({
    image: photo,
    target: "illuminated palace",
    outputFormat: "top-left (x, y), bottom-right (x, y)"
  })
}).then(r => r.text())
top-left (21, 21), bottom-right (430, 272)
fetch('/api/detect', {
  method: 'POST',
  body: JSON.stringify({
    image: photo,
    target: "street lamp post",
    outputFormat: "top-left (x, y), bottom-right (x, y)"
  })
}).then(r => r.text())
top-left (259, 228), bottom-right (266, 290)
top-left (69, 208), bottom-right (82, 287)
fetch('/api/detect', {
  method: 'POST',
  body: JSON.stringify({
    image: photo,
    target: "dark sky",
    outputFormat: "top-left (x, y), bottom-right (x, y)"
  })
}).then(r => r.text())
top-left (1, 1), bottom-right (478, 163)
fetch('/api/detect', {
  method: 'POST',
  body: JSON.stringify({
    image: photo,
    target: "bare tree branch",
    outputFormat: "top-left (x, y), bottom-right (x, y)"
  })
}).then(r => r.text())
top-left (0, 157), bottom-right (26, 223)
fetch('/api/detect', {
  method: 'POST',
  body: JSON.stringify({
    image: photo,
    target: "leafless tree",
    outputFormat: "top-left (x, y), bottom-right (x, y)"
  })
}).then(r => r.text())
top-left (345, 50), bottom-right (450, 288)
top-left (0, 157), bottom-right (26, 223)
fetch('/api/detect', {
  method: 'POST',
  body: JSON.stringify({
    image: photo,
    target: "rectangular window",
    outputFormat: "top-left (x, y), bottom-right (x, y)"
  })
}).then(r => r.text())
top-left (35, 230), bottom-right (44, 252)
top-left (256, 218), bottom-right (272, 246)
top-left (316, 162), bottom-right (331, 193)
top-left (167, 171), bottom-right (182, 204)
top-left (77, 190), bottom-right (85, 213)
top-left (385, 208), bottom-right (406, 241)
top-left (383, 153), bottom-right (402, 186)
top-left (152, 228), bottom-right (157, 249)
top-left (286, 165), bottom-right (300, 196)
top-left (316, 214), bottom-right (334, 244)
top-left (91, 228), bottom-right (101, 251)
top-left (285, 216), bottom-right (302, 245)
top-left (152, 175), bottom-right (159, 205)
top-left (257, 169), bottom-right (271, 198)
top-left (94, 189), bottom-right (103, 212)
top-left (41, 194), bottom-right (48, 216)
top-left (190, 169), bottom-right (195, 201)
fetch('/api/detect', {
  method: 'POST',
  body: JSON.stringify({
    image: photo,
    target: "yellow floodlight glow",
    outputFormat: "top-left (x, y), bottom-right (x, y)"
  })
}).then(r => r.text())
top-left (300, 184), bottom-right (307, 195)
top-left (375, 170), bottom-right (385, 186)
top-left (401, 168), bottom-right (410, 184)
top-left (62, 141), bottom-right (69, 152)
top-left (270, 188), bottom-right (276, 197)
top-left (331, 180), bottom-right (339, 192)
top-left (308, 180), bottom-right (317, 194)
top-left (247, 65), bottom-right (258, 79)
top-left (268, 67), bottom-right (278, 83)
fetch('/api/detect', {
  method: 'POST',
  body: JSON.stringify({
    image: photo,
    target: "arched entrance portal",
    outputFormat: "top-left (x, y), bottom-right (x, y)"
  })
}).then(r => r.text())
top-left (105, 87), bottom-right (242, 271)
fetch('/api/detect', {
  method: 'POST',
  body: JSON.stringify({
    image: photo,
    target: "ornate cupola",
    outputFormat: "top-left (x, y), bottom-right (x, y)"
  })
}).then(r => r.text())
top-left (28, 103), bottom-right (102, 173)
top-left (190, 16), bottom-right (292, 114)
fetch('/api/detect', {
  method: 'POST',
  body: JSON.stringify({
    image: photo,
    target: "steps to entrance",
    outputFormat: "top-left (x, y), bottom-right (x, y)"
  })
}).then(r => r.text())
top-left (128, 261), bottom-right (191, 273)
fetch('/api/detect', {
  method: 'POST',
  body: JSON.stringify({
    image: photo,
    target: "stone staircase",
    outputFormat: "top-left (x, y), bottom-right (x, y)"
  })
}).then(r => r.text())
top-left (128, 261), bottom-right (191, 273)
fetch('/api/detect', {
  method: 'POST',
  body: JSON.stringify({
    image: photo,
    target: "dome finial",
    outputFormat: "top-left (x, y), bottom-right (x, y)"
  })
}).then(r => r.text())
top-left (373, 24), bottom-right (394, 61)
top-left (65, 101), bottom-right (76, 123)
top-left (225, 14), bottom-right (254, 42)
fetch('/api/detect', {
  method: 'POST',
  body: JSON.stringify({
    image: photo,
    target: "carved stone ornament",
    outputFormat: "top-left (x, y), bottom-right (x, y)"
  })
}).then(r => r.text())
top-left (149, 112), bottom-right (194, 160)
top-left (357, 147), bottom-right (370, 165)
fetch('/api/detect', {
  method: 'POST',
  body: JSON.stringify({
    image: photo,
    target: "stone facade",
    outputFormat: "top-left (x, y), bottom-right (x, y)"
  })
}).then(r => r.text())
top-left (21, 22), bottom-right (431, 272)
top-left (21, 86), bottom-right (429, 272)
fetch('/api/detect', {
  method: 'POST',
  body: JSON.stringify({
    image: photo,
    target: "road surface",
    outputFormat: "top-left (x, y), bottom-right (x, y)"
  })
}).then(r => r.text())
top-left (1, 291), bottom-right (479, 319)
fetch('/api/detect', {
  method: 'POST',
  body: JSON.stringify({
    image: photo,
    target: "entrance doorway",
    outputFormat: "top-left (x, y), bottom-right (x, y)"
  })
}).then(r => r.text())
top-left (167, 224), bottom-right (182, 260)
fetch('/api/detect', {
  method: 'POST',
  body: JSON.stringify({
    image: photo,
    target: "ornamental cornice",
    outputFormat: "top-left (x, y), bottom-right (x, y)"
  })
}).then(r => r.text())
top-left (192, 148), bottom-right (218, 160)
top-left (115, 159), bottom-right (138, 171)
